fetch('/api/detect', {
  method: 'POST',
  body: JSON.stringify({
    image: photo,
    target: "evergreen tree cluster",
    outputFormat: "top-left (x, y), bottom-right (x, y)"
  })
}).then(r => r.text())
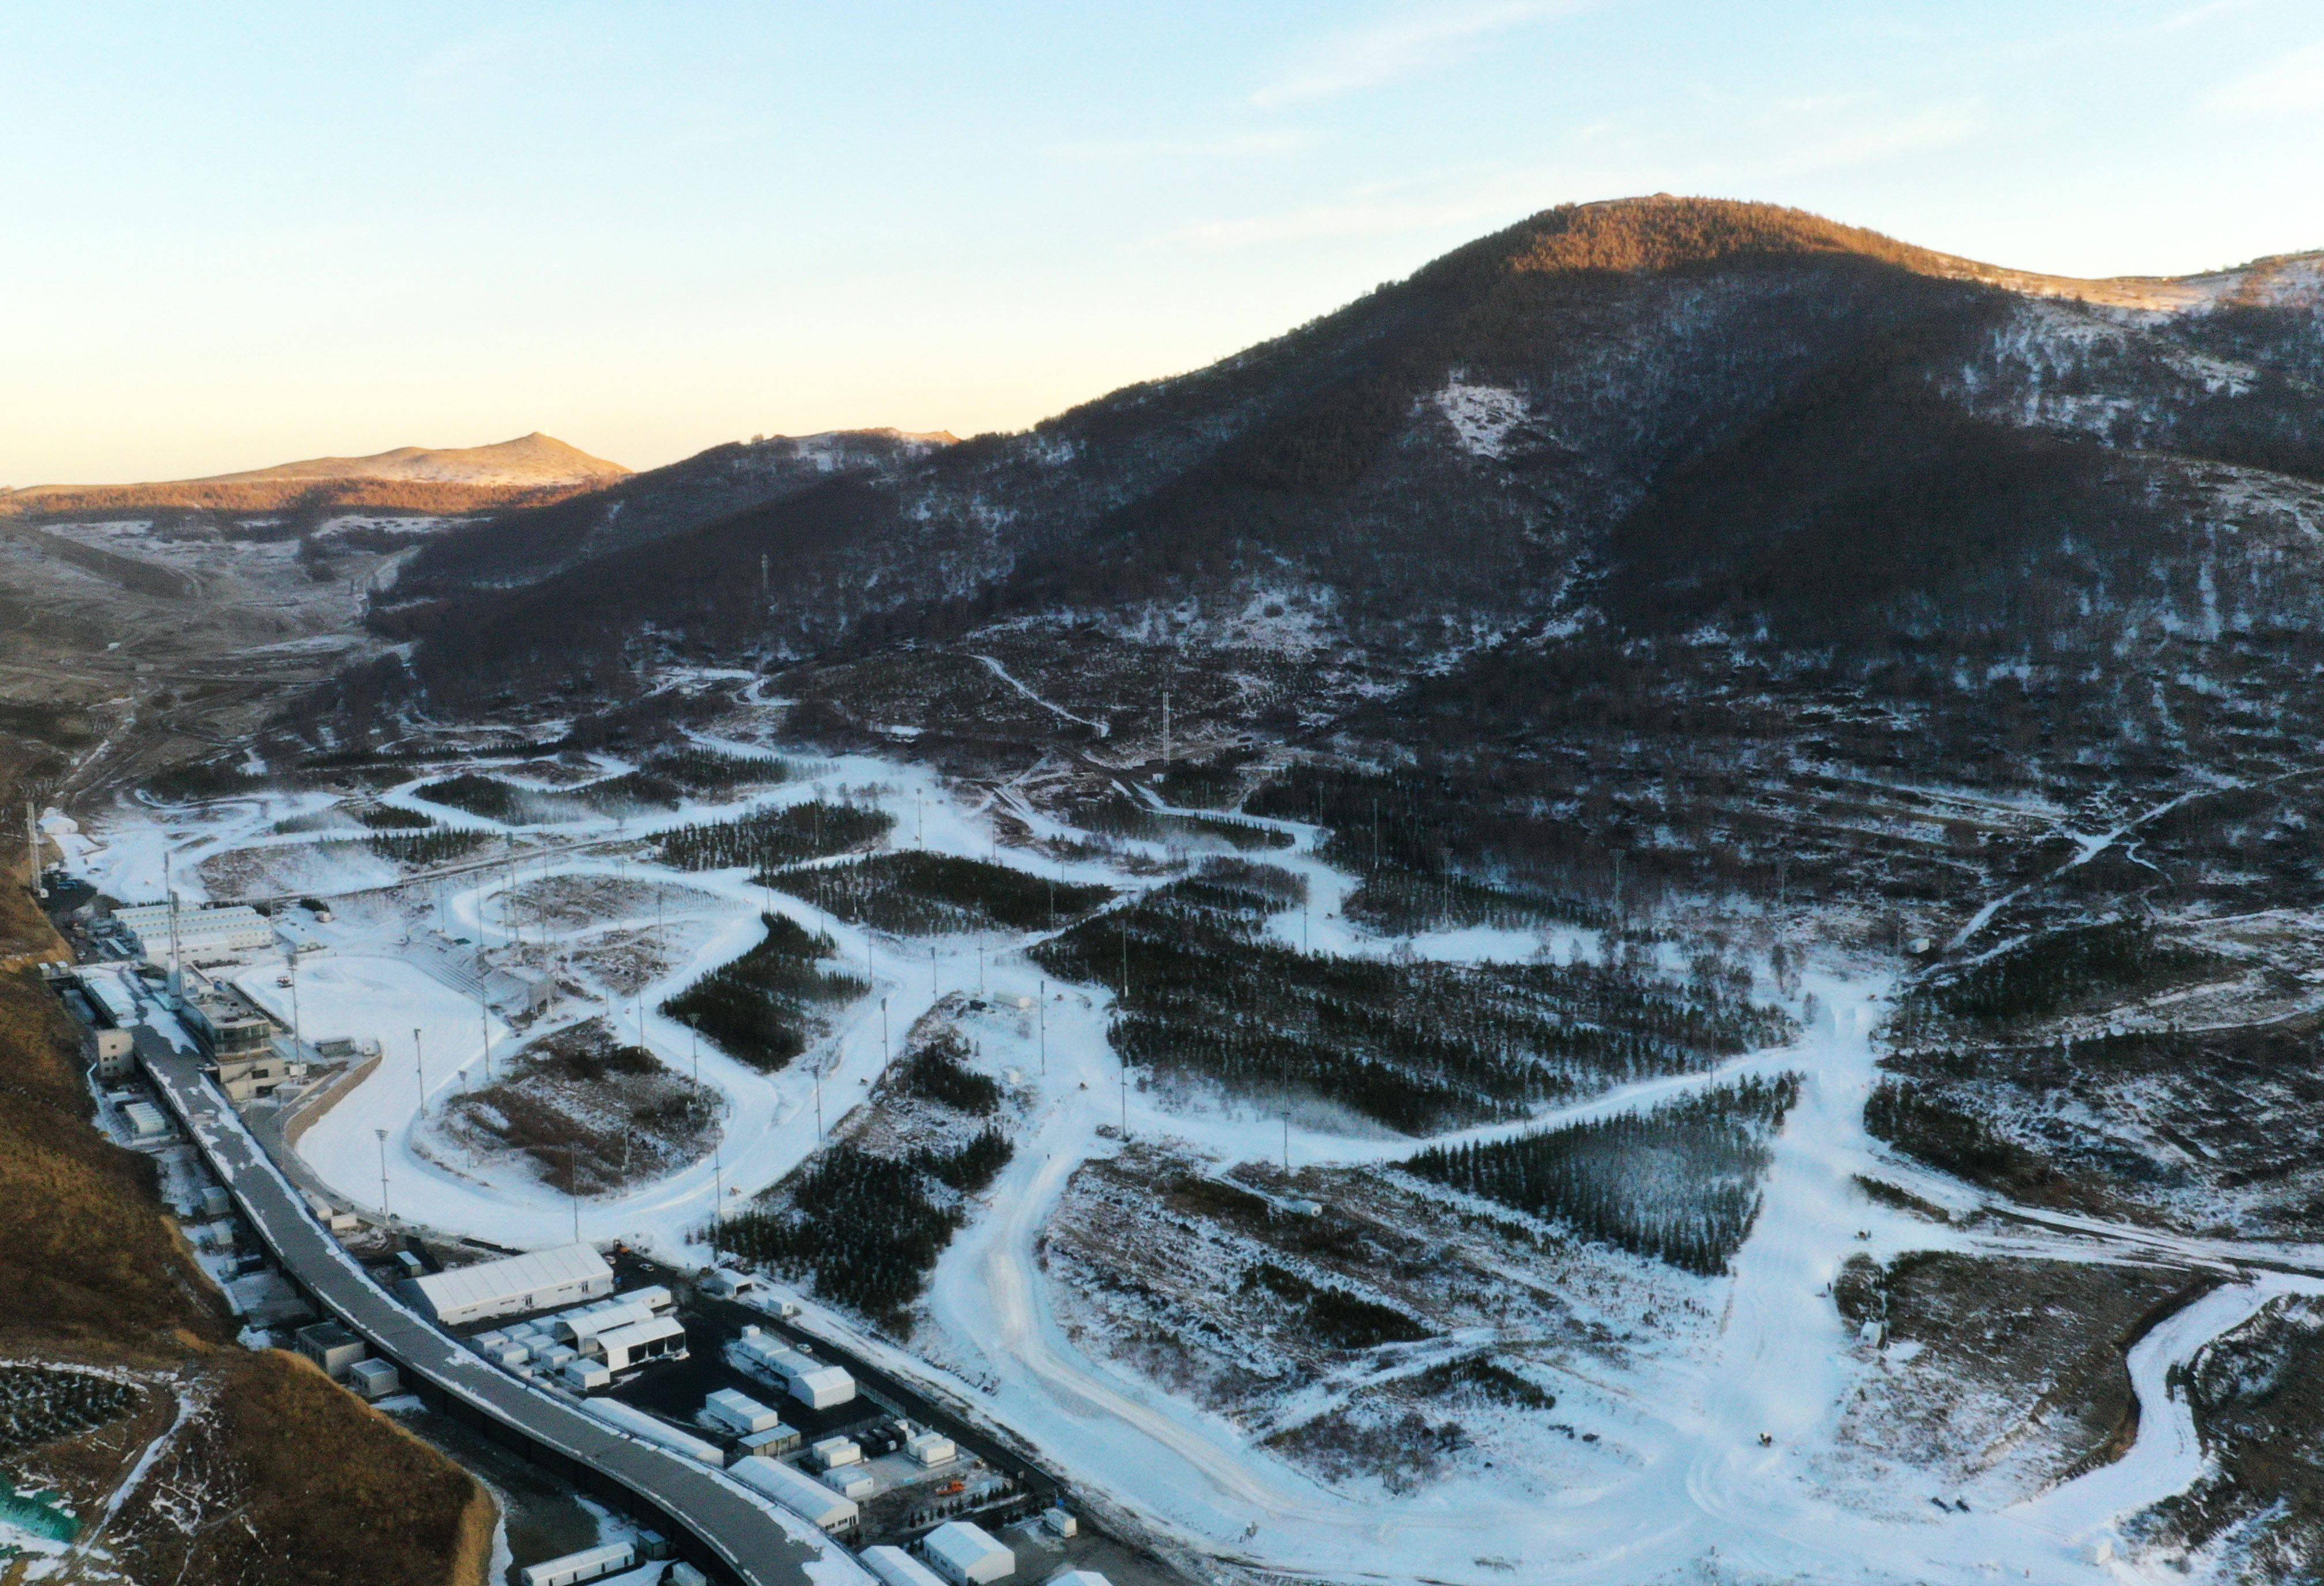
top-left (1029, 876), bottom-right (1790, 1133)
top-left (720, 1129), bottom-right (1016, 1324)
top-left (652, 799), bottom-right (894, 872)
top-left (643, 745), bottom-right (791, 794)
top-left (661, 913), bottom-right (867, 1072)
top-left (1402, 1074), bottom-right (1801, 1274)
top-left (1249, 764), bottom-right (1616, 932)
top-left (572, 768), bottom-right (686, 812)
top-left (356, 804), bottom-right (435, 830)
top-left (1902, 918), bottom-right (2216, 1030)
top-left (900, 1031), bottom-right (1002, 1115)
top-left (412, 773), bottom-right (524, 820)
top-left (719, 1144), bottom-right (963, 1324)
top-left (1076, 796), bottom-right (1295, 853)
top-left (913, 1127), bottom-right (1012, 1193)
top-left (356, 828), bottom-right (491, 866)
top-left (797, 852), bottom-right (1113, 935)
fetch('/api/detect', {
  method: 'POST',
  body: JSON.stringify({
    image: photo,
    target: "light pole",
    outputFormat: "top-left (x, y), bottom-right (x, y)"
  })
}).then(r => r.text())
top-left (567, 1140), bottom-right (580, 1242)
top-left (287, 952), bottom-right (301, 1049)
top-left (412, 1027), bottom-right (425, 1115)
top-left (1039, 980), bottom-right (1047, 1075)
top-left (814, 1060), bottom-right (824, 1142)
top-left (375, 1127), bottom-right (391, 1226)
top-left (881, 996), bottom-right (889, 1065)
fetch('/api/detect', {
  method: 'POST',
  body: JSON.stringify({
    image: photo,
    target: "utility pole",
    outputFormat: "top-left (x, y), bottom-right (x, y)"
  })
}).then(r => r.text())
top-left (476, 979), bottom-right (492, 1084)
top-left (165, 853), bottom-right (182, 1003)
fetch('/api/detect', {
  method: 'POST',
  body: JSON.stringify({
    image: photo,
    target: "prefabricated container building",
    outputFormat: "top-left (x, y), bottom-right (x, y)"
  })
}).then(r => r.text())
top-left (346, 1358), bottom-right (402, 1400)
top-left (729, 1327), bottom-right (856, 1409)
top-left (862, 1546), bottom-right (950, 1586)
top-left (701, 1388), bottom-right (783, 1436)
top-left (293, 1321), bottom-right (367, 1380)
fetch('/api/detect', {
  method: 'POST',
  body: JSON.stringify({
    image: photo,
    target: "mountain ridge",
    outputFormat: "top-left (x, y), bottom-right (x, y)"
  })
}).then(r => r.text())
top-left (1, 431), bottom-right (629, 523)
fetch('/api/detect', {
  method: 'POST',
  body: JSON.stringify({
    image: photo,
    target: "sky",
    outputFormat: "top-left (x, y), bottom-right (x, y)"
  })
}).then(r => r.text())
top-left (4, 0), bottom-right (2322, 484)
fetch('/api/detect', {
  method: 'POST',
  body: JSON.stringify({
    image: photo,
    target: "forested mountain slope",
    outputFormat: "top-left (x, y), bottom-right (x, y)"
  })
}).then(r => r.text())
top-left (352, 195), bottom-right (2324, 915)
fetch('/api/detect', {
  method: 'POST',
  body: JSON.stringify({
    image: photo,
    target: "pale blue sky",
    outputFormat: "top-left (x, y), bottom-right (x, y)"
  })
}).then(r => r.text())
top-left (5, 1), bottom-right (2321, 483)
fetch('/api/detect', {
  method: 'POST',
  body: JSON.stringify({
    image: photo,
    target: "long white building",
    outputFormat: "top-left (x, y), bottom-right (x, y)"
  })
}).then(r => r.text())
top-left (113, 902), bottom-right (276, 964)
top-left (403, 1242), bottom-right (614, 1328)
top-left (726, 1455), bottom-right (859, 1534)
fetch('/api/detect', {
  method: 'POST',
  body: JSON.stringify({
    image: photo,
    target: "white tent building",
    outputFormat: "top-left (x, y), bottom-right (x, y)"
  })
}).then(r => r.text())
top-left (402, 1242), bottom-right (613, 1328)
top-left (726, 1455), bottom-right (859, 1533)
top-left (920, 1521), bottom-right (1013, 1586)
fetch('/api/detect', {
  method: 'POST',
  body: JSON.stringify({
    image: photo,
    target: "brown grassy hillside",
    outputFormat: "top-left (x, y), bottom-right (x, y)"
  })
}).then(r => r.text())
top-left (0, 879), bottom-right (490, 1586)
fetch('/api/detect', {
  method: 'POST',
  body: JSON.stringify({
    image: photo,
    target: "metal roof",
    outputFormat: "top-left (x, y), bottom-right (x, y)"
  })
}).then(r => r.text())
top-left (410, 1241), bottom-right (611, 1317)
top-left (598, 1314), bottom-right (688, 1353)
top-left (922, 1521), bottom-right (1010, 1573)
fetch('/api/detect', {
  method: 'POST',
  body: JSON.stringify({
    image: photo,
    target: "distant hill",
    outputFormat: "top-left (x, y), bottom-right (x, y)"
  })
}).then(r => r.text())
top-left (395, 428), bottom-right (956, 590)
top-left (0, 432), bottom-right (631, 522)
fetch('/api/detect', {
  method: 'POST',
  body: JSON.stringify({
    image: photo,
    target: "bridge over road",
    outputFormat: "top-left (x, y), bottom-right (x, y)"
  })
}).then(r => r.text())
top-left (138, 1041), bottom-right (865, 1586)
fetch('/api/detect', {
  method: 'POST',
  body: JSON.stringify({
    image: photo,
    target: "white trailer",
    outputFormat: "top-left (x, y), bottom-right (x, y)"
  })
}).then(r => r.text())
top-left (700, 1388), bottom-right (783, 1436)
top-left (861, 1546), bottom-right (950, 1586)
top-left (518, 1541), bottom-right (635, 1586)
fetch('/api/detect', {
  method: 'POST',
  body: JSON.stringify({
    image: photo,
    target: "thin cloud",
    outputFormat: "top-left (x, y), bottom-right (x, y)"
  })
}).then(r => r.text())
top-left (2204, 38), bottom-right (2324, 117)
top-left (1763, 101), bottom-right (1986, 175)
top-left (1250, 1), bottom-right (1577, 108)
top-left (1170, 194), bottom-right (1514, 250)
top-left (1047, 129), bottom-right (1319, 164)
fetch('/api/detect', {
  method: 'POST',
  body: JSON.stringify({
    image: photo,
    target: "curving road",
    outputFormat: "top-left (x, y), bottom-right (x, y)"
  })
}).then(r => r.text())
top-left (136, 1039), bottom-right (864, 1586)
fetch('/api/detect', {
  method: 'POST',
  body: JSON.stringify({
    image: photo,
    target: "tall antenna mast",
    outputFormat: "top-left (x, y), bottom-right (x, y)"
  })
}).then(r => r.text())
top-left (165, 853), bottom-right (183, 1001)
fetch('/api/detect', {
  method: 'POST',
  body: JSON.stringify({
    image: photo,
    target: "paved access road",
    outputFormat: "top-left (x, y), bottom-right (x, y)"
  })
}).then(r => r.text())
top-left (139, 1042), bottom-right (862, 1586)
